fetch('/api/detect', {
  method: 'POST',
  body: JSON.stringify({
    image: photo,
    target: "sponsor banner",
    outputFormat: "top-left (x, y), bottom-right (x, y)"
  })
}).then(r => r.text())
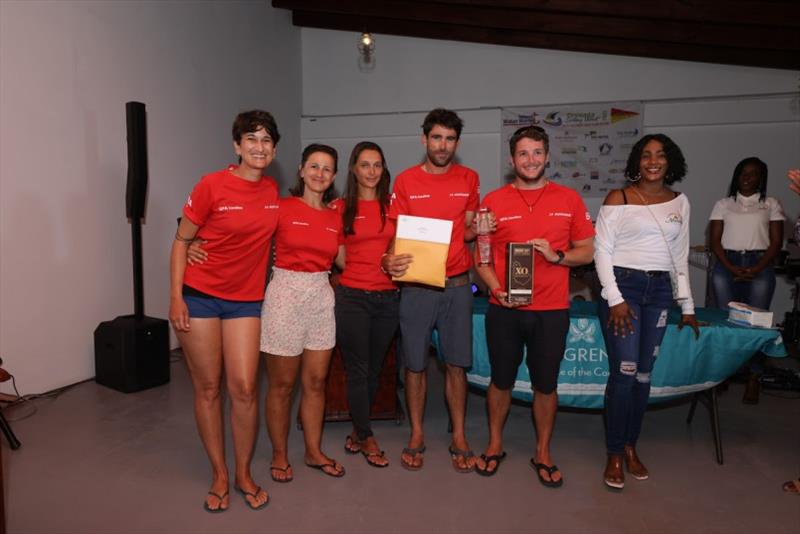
top-left (502, 102), bottom-right (643, 197)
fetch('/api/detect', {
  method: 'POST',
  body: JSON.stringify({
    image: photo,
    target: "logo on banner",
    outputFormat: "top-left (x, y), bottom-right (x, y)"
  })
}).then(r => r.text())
top-left (568, 319), bottom-right (597, 343)
top-left (599, 143), bottom-right (613, 155)
top-left (616, 128), bottom-right (639, 137)
top-left (610, 108), bottom-right (640, 123)
top-left (544, 112), bottom-right (563, 126)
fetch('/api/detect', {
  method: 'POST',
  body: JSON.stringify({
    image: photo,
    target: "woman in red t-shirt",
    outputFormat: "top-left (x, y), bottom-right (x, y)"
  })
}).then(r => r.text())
top-left (169, 110), bottom-right (279, 512)
top-left (333, 142), bottom-right (398, 467)
top-left (261, 144), bottom-right (345, 481)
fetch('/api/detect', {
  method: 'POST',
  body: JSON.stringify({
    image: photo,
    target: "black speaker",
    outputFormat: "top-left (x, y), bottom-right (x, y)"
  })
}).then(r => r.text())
top-left (125, 101), bottom-right (148, 220)
top-left (94, 315), bottom-right (170, 393)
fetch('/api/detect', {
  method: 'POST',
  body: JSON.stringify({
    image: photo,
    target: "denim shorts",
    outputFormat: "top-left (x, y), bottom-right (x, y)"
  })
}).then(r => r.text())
top-left (183, 295), bottom-right (262, 319)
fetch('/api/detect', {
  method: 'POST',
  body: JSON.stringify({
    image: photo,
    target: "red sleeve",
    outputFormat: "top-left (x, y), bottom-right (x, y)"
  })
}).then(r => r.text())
top-left (467, 170), bottom-right (480, 212)
top-left (388, 175), bottom-right (408, 220)
top-left (570, 192), bottom-right (595, 242)
top-left (182, 176), bottom-right (213, 226)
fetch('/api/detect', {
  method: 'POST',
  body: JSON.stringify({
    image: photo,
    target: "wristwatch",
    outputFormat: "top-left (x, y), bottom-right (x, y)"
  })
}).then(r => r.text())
top-left (553, 250), bottom-right (565, 264)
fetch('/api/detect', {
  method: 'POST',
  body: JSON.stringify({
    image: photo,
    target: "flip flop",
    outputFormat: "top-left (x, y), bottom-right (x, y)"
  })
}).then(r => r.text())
top-left (270, 463), bottom-right (293, 483)
top-left (530, 458), bottom-right (564, 488)
top-left (203, 490), bottom-right (229, 513)
top-left (782, 478), bottom-right (800, 495)
top-left (306, 460), bottom-right (346, 478)
top-left (400, 445), bottom-right (426, 471)
top-left (234, 485), bottom-right (269, 511)
top-left (344, 435), bottom-right (361, 454)
top-left (475, 452), bottom-right (507, 477)
top-left (448, 445), bottom-right (476, 474)
top-left (361, 449), bottom-right (389, 468)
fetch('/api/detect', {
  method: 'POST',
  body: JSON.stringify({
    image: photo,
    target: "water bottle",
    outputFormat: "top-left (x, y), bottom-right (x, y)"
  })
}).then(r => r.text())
top-left (477, 208), bottom-right (492, 266)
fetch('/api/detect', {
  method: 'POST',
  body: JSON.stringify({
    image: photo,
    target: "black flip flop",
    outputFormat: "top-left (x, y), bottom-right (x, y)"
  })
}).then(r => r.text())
top-left (203, 490), bottom-right (229, 513)
top-left (344, 435), bottom-right (361, 454)
top-left (530, 458), bottom-right (564, 488)
top-left (270, 463), bottom-right (293, 483)
top-left (234, 485), bottom-right (269, 510)
top-left (361, 449), bottom-right (389, 468)
top-left (306, 460), bottom-right (346, 478)
top-left (475, 452), bottom-right (507, 477)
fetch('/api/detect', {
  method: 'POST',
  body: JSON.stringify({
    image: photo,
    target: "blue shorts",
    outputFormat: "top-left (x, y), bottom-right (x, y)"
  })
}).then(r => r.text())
top-left (398, 283), bottom-right (473, 372)
top-left (184, 295), bottom-right (262, 319)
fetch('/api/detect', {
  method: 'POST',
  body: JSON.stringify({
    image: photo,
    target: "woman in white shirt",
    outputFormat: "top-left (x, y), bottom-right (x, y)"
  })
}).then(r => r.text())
top-left (709, 157), bottom-right (784, 311)
top-left (594, 133), bottom-right (699, 490)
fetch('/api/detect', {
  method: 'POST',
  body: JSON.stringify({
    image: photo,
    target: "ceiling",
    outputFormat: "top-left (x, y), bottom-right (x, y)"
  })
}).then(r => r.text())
top-left (272, 0), bottom-right (799, 70)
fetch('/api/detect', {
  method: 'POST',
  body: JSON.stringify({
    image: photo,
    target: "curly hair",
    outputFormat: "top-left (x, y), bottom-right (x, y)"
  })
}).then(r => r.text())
top-left (231, 110), bottom-right (280, 145)
top-left (624, 133), bottom-right (687, 185)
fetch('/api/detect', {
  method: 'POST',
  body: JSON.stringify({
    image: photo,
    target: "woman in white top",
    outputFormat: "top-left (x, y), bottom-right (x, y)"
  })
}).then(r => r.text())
top-left (709, 157), bottom-right (784, 311)
top-left (594, 133), bottom-right (699, 490)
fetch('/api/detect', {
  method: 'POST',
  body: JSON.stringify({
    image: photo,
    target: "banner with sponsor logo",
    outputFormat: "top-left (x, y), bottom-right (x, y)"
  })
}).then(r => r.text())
top-left (501, 102), bottom-right (643, 197)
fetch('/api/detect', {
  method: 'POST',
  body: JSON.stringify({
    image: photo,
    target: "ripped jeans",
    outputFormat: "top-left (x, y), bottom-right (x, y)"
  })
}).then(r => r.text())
top-left (598, 267), bottom-right (674, 455)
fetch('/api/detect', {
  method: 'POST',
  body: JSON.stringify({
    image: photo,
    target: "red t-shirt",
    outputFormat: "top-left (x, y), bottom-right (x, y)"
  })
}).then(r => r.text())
top-left (182, 166), bottom-right (279, 301)
top-left (389, 164), bottom-right (480, 277)
top-left (333, 198), bottom-right (396, 291)
top-left (481, 182), bottom-right (594, 310)
top-left (274, 197), bottom-right (343, 272)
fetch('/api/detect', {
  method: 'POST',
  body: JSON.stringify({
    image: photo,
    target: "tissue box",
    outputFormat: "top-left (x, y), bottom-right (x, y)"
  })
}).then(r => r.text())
top-left (728, 302), bottom-right (774, 328)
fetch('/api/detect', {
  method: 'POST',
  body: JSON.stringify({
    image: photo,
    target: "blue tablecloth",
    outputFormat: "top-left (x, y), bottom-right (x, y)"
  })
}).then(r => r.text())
top-left (463, 298), bottom-right (787, 408)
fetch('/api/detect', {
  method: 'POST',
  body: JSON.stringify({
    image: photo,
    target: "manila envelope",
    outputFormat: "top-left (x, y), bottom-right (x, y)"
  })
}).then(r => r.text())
top-left (393, 215), bottom-right (453, 288)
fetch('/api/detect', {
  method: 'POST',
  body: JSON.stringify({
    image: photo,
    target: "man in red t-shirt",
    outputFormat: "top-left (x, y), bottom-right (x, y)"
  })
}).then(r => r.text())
top-left (473, 126), bottom-right (594, 485)
top-left (382, 109), bottom-right (480, 472)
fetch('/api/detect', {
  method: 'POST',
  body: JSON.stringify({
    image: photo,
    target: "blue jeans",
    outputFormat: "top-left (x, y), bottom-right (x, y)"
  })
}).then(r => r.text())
top-left (711, 250), bottom-right (775, 310)
top-left (598, 267), bottom-right (673, 455)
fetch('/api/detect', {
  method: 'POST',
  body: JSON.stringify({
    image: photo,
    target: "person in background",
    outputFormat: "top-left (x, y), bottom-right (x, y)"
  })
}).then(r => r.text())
top-left (708, 157), bottom-right (784, 404)
top-left (333, 142), bottom-right (398, 468)
top-left (169, 110), bottom-right (280, 512)
top-left (594, 133), bottom-right (700, 490)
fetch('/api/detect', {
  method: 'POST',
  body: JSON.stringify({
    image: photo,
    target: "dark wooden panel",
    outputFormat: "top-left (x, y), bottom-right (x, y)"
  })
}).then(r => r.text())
top-left (276, 0), bottom-right (799, 50)
top-left (292, 10), bottom-right (800, 69)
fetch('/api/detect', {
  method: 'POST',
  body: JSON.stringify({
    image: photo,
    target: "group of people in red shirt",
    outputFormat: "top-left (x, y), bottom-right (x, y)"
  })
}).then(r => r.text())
top-left (169, 107), bottom-right (708, 512)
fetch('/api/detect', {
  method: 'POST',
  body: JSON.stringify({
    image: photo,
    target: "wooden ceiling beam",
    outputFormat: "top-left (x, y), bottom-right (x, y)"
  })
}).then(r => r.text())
top-left (291, 10), bottom-right (800, 70)
top-left (274, 0), bottom-right (798, 51)
top-left (404, 0), bottom-right (800, 28)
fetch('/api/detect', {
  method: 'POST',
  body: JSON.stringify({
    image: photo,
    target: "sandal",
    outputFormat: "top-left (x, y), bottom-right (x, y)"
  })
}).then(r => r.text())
top-left (475, 452), bottom-right (506, 477)
top-left (530, 458), bottom-right (564, 488)
top-left (361, 449), bottom-right (389, 468)
top-left (203, 490), bottom-right (229, 513)
top-left (270, 463), bottom-right (293, 483)
top-left (344, 435), bottom-right (361, 454)
top-left (306, 460), bottom-right (346, 478)
top-left (234, 484), bottom-right (269, 511)
top-left (782, 478), bottom-right (800, 495)
top-left (448, 445), bottom-right (476, 474)
top-left (400, 445), bottom-right (426, 471)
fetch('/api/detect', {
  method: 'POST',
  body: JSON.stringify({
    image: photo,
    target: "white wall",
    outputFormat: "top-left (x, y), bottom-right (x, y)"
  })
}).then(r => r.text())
top-left (301, 28), bottom-right (800, 322)
top-left (0, 1), bottom-right (302, 394)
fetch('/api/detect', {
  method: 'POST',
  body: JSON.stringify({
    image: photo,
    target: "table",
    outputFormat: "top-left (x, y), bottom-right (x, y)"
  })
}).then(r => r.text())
top-left (461, 298), bottom-right (787, 464)
top-left (466, 299), bottom-right (787, 408)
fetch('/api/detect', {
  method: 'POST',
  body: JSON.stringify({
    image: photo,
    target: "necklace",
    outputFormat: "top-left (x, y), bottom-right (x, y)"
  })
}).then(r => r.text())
top-left (514, 181), bottom-right (548, 213)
